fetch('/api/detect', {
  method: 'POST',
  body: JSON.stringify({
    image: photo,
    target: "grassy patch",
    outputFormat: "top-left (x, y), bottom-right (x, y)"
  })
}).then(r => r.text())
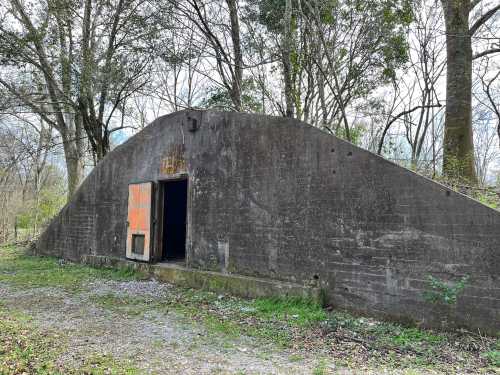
top-left (0, 304), bottom-right (140, 375)
top-left (176, 294), bottom-right (323, 346)
top-left (0, 307), bottom-right (63, 374)
top-left (1, 245), bottom-right (497, 373)
top-left (78, 353), bottom-right (139, 375)
top-left (323, 311), bottom-right (485, 369)
top-left (389, 327), bottom-right (444, 347)
top-left (89, 294), bottom-right (160, 317)
top-left (481, 339), bottom-right (500, 367)
top-left (312, 359), bottom-right (328, 375)
top-left (251, 297), bottom-right (327, 327)
top-left (203, 315), bottom-right (242, 337)
top-left (288, 354), bottom-right (303, 362)
top-left (0, 245), bottom-right (141, 290)
top-left (326, 309), bottom-right (444, 355)
top-left (89, 289), bottom-right (316, 347)
top-left (482, 350), bottom-right (500, 367)
top-left (370, 323), bottom-right (445, 351)
top-left (88, 283), bottom-right (496, 371)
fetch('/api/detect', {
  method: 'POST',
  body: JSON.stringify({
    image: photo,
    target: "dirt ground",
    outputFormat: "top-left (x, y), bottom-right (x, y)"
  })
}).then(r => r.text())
top-left (0, 247), bottom-right (498, 374)
top-left (1, 280), bottom-right (332, 374)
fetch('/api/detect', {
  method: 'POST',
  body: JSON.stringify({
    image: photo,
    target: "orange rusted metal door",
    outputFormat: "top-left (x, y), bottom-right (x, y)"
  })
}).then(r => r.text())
top-left (126, 182), bottom-right (153, 261)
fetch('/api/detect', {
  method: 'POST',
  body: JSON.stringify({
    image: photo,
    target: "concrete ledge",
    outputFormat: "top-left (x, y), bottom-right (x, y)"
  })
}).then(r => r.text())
top-left (82, 255), bottom-right (323, 303)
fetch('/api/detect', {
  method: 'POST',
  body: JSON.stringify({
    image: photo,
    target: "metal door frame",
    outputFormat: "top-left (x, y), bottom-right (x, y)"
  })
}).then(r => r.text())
top-left (154, 173), bottom-right (190, 265)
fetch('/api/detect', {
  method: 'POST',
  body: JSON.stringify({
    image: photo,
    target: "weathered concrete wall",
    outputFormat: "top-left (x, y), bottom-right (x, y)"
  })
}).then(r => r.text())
top-left (37, 110), bottom-right (500, 334)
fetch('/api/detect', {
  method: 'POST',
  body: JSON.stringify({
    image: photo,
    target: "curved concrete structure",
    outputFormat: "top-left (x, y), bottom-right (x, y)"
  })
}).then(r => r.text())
top-left (36, 110), bottom-right (500, 334)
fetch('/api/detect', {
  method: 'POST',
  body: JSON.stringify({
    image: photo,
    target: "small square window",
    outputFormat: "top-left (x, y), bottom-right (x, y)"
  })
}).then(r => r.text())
top-left (132, 234), bottom-right (145, 255)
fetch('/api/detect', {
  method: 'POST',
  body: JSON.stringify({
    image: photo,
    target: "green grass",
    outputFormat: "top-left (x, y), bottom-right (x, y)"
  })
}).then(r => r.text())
top-left (328, 311), bottom-right (445, 346)
top-left (1, 245), bottom-right (496, 373)
top-left (175, 295), bottom-right (327, 347)
top-left (203, 315), bottom-right (242, 337)
top-left (481, 339), bottom-right (500, 367)
top-left (88, 290), bottom-right (323, 347)
top-left (367, 321), bottom-right (445, 351)
top-left (474, 190), bottom-right (499, 210)
top-left (251, 296), bottom-right (327, 327)
top-left (78, 353), bottom-right (139, 375)
top-left (325, 312), bottom-right (451, 367)
top-left (87, 288), bottom-right (499, 374)
top-left (482, 350), bottom-right (500, 367)
top-left (389, 327), bottom-right (445, 347)
top-left (0, 245), bottom-right (141, 290)
top-left (0, 307), bottom-right (63, 374)
top-left (90, 294), bottom-right (152, 316)
top-left (288, 354), bottom-right (303, 362)
top-left (312, 359), bottom-right (328, 375)
top-left (0, 305), bottom-right (139, 375)
top-left (86, 276), bottom-right (490, 370)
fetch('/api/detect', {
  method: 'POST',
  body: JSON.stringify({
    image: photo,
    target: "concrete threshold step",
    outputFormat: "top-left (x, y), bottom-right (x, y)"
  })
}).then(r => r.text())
top-left (82, 254), bottom-right (322, 303)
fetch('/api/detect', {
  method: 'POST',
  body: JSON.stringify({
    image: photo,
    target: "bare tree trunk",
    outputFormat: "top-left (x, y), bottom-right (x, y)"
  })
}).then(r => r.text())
top-left (282, 0), bottom-right (294, 118)
top-left (63, 144), bottom-right (84, 198)
top-left (1, 196), bottom-right (7, 243)
top-left (61, 118), bottom-right (84, 198)
top-left (226, 0), bottom-right (242, 111)
top-left (441, 0), bottom-right (477, 183)
top-left (498, 124), bottom-right (500, 151)
top-left (480, 68), bottom-right (500, 151)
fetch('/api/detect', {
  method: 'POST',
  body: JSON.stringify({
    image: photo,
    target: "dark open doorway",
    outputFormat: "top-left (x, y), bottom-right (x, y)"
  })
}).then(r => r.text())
top-left (161, 178), bottom-right (188, 261)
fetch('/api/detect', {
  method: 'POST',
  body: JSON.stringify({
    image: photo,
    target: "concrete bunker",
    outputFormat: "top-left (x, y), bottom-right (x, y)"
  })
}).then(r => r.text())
top-left (36, 110), bottom-right (500, 334)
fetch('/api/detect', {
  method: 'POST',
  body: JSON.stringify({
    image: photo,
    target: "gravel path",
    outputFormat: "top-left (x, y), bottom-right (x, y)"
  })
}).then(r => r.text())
top-left (2, 279), bottom-right (475, 374)
top-left (1, 280), bottom-right (339, 374)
